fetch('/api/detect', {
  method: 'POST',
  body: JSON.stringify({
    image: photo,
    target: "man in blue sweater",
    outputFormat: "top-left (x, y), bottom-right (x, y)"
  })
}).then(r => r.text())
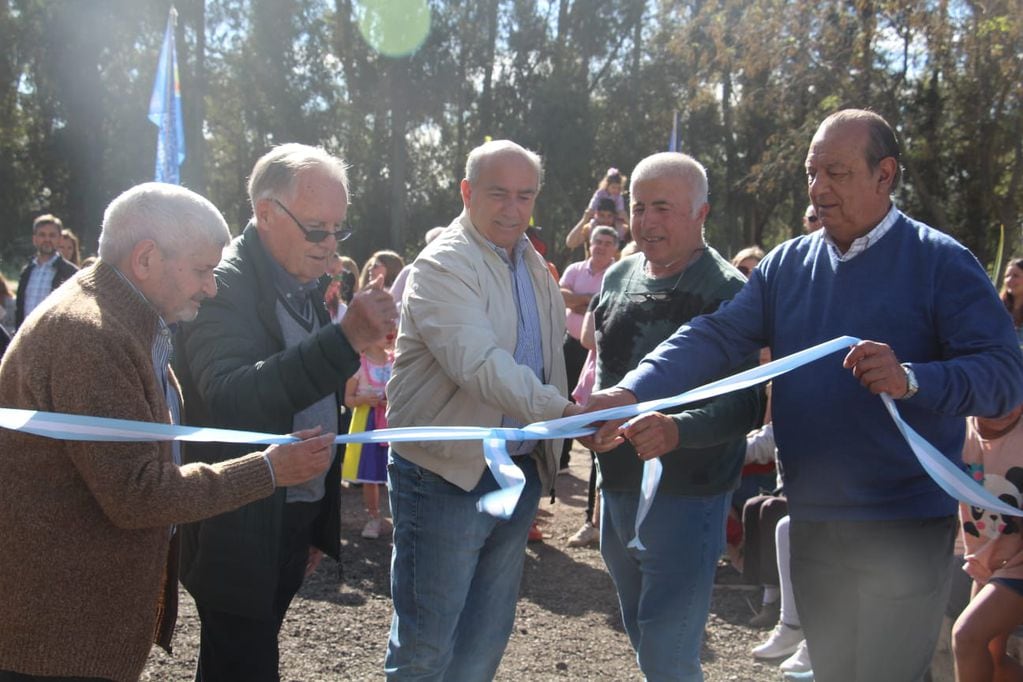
top-left (584, 109), bottom-right (1023, 681)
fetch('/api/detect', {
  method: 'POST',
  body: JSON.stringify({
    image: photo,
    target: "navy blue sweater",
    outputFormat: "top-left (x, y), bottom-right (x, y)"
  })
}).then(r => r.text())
top-left (620, 212), bottom-right (1023, 521)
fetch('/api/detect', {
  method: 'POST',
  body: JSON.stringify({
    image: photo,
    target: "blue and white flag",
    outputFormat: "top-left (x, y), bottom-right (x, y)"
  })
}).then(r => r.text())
top-left (148, 7), bottom-right (185, 184)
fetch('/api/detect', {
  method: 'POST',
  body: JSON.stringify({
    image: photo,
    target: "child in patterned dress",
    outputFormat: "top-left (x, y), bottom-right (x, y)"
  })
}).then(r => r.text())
top-left (343, 331), bottom-right (395, 539)
top-left (953, 404), bottom-right (1023, 681)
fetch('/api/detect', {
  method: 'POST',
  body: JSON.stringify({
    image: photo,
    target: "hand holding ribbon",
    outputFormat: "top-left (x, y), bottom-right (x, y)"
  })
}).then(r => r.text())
top-left (1, 335), bottom-right (1016, 549)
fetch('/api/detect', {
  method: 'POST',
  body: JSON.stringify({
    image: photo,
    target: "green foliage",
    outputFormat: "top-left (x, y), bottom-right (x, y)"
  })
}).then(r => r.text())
top-left (0, 0), bottom-right (1019, 276)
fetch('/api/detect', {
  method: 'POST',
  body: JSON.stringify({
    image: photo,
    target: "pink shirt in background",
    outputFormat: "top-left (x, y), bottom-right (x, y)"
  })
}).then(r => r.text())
top-left (560, 258), bottom-right (608, 340)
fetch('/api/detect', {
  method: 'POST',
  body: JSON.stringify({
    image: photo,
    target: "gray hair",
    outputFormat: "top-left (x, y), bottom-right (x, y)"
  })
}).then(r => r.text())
top-left (98, 183), bottom-right (230, 263)
top-left (464, 140), bottom-right (544, 191)
top-left (630, 152), bottom-right (709, 218)
top-left (424, 226), bottom-right (447, 244)
top-left (817, 109), bottom-right (902, 190)
top-left (590, 225), bottom-right (619, 244)
top-left (247, 143), bottom-right (350, 216)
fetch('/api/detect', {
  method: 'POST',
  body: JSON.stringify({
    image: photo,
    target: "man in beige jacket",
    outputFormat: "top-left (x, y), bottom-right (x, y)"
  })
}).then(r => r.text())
top-left (386, 140), bottom-right (579, 680)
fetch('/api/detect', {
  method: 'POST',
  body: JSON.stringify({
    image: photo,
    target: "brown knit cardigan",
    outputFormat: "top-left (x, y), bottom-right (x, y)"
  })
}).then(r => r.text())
top-left (0, 262), bottom-right (275, 681)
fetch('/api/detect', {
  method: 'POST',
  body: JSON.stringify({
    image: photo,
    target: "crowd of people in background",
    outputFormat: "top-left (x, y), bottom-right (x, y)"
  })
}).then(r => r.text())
top-left (2, 108), bottom-right (1023, 682)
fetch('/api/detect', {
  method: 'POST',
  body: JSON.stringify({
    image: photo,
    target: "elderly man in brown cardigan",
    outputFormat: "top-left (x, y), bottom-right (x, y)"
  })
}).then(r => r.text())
top-left (0, 183), bottom-right (339, 682)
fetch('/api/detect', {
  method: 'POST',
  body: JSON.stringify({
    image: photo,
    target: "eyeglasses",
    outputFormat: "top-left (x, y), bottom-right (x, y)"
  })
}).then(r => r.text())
top-left (737, 265), bottom-right (752, 276)
top-left (273, 198), bottom-right (351, 243)
top-left (624, 250), bottom-right (705, 303)
top-left (806, 214), bottom-right (819, 223)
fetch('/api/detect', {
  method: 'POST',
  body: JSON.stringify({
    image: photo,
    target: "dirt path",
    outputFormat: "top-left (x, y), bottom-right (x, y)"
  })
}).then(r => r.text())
top-left (142, 445), bottom-right (784, 681)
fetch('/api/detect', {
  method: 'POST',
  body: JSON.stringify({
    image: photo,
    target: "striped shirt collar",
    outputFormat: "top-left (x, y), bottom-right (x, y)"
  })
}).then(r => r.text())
top-left (483, 232), bottom-right (531, 267)
top-left (822, 204), bottom-right (900, 262)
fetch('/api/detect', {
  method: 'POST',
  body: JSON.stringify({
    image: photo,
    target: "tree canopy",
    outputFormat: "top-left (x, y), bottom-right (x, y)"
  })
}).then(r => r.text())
top-left (1, 0), bottom-right (1020, 275)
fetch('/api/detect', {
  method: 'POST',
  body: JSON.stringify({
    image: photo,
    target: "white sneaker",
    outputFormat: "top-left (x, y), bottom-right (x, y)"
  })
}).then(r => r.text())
top-left (752, 623), bottom-right (803, 660)
top-left (567, 522), bottom-right (599, 547)
top-left (361, 517), bottom-right (383, 539)
top-left (779, 640), bottom-right (811, 673)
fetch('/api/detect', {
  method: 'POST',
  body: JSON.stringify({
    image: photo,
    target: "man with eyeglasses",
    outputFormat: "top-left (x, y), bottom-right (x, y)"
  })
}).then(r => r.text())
top-left (583, 151), bottom-right (762, 680)
top-left (174, 143), bottom-right (397, 681)
top-left (802, 205), bottom-right (821, 234)
top-left (0, 183), bottom-right (338, 682)
top-left (585, 110), bottom-right (1023, 681)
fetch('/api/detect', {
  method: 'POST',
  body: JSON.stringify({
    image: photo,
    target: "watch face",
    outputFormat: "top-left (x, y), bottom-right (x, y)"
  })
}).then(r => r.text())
top-left (902, 365), bottom-right (918, 398)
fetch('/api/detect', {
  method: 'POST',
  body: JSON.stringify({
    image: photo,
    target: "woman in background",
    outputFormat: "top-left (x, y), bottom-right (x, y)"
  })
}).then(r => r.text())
top-left (59, 228), bottom-right (81, 267)
top-left (1000, 257), bottom-right (1023, 347)
top-left (0, 277), bottom-right (15, 335)
top-left (359, 250), bottom-right (404, 291)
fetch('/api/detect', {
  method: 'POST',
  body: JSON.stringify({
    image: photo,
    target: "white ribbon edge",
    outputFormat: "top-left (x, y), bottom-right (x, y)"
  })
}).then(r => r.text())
top-left (1, 335), bottom-right (1017, 527)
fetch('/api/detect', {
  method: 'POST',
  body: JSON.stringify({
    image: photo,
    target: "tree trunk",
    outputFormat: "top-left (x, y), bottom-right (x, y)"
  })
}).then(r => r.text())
top-left (182, 0), bottom-right (207, 193)
top-left (389, 59), bottom-right (408, 249)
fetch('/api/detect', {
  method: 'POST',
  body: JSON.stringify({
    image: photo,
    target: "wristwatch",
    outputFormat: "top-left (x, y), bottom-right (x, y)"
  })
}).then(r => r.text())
top-left (900, 363), bottom-right (918, 400)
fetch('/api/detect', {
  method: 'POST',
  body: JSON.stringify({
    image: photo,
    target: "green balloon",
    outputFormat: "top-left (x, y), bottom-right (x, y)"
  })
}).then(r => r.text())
top-left (357, 0), bottom-right (431, 58)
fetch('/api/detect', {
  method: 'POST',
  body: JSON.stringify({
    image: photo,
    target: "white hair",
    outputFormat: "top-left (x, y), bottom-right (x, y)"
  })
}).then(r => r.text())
top-left (464, 139), bottom-right (543, 190)
top-left (247, 143), bottom-right (349, 216)
top-left (98, 183), bottom-right (230, 264)
top-left (630, 152), bottom-right (709, 218)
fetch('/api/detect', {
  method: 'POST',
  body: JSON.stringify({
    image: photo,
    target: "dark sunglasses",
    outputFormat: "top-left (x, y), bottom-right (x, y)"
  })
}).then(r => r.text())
top-left (806, 214), bottom-right (819, 223)
top-left (273, 198), bottom-right (352, 243)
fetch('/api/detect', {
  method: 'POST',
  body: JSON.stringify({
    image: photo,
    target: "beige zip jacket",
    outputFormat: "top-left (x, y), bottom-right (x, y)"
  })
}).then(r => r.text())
top-left (387, 211), bottom-right (569, 493)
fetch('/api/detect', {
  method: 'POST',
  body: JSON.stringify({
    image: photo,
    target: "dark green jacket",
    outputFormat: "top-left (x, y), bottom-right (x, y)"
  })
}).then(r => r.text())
top-left (593, 248), bottom-right (762, 497)
top-left (174, 224), bottom-right (360, 619)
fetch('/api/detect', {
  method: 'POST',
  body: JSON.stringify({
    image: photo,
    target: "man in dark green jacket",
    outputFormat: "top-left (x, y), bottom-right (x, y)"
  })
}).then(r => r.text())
top-left (175, 143), bottom-right (397, 682)
top-left (588, 152), bottom-right (761, 682)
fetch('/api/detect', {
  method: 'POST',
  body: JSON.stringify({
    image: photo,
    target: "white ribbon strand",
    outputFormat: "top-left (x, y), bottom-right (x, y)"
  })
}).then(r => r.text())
top-left (1, 335), bottom-right (1016, 529)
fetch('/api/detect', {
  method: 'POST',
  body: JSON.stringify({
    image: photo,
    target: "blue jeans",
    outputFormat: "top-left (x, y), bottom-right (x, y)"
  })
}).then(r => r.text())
top-left (601, 489), bottom-right (729, 682)
top-left (385, 450), bottom-right (541, 681)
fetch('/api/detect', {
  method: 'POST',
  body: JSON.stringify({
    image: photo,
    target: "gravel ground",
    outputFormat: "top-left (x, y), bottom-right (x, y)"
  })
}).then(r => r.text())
top-left (142, 444), bottom-right (787, 681)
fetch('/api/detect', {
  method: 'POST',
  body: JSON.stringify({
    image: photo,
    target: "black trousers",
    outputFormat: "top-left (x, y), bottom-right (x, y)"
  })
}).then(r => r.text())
top-left (790, 515), bottom-right (955, 682)
top-left (560, 334), bottom-right (589, 469)
top-left (740, 494), bottom-right (789, 586)
top-left (584, 450), bottom-right (598, 521)
top-left (194, 501), bottom-right (321, 682)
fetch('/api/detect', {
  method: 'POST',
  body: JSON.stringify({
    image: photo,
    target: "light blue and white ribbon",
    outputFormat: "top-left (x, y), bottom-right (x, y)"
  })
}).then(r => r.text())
top-left (1, 335), bottom-right (1017, 544)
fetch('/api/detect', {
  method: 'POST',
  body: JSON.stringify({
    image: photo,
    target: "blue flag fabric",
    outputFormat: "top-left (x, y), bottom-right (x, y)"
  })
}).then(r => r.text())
top-left (667, 110), bottom-right (679, 152)
top-left (148, 7), bottom-right (185, 184)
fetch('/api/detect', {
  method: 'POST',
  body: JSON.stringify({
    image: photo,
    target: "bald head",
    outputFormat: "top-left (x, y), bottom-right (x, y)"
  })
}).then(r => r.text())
top-left (814, 109), bottom-right (902, 190)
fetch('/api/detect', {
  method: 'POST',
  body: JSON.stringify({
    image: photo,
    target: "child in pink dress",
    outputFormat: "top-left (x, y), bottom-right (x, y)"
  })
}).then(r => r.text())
top-left (953, 404), bottom-right (1023, 681)
top-left (343, 333), bottom-right (394, 539)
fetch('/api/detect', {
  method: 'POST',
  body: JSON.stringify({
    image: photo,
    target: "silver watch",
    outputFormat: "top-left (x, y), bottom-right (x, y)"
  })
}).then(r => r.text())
top-left (900, 363), bottom-right (918, 400)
